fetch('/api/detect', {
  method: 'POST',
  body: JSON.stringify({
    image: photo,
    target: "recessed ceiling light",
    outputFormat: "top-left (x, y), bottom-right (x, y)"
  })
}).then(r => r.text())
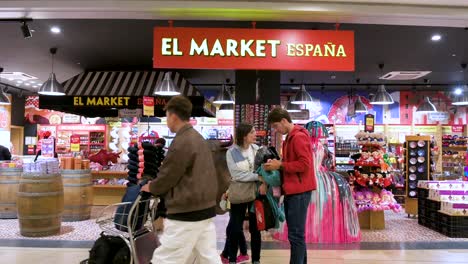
top-left (50, 26), bottom-right (61, 34)
top-left (455, 87), bottom-right (463, 95)
top-left (431, 34), bottom-right (442, 41)
top-left (30, 81), bottom-right (36, 83)
top-left (25, 83), bottom-right (30, 86)
top-left (33, 85), bottom-right (38, 88)
top-left (16, 81), bottom-right (23, 83)
top-left (452, 54), bottom-right (457, 57)
top-left (7, 78), bottom-right (13, 81)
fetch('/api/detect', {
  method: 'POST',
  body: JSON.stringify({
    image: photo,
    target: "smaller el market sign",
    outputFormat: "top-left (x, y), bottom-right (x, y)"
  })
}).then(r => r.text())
top-left (39, 95), bottom-right (214, 117)
top-left (153, 27), bottom-right (355, 71)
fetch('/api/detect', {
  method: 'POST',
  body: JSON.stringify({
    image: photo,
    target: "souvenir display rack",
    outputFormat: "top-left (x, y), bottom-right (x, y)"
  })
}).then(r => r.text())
top-left (405, 135), bottom-right (431, 217)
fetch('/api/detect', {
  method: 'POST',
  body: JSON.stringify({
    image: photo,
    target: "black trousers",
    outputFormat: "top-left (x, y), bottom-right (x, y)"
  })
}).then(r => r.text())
top-left (228, 202), bottom-right (261, 262)
top-left (221, 216), bottom-right (247, 258)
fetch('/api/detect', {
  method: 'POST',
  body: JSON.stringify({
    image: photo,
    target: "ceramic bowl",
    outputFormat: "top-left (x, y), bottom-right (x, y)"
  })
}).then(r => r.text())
top-left (409, 191), bottom-right (417, 197)
top-left (418, 166), bottom-right (425, 173)
top-left (410, 158), bottom-right (417, 165)
top-left (418, 149), bottom-right (425, 157)
top-left (409, 174), bottom-right (417, 181)
top-left (410, 166), bottom-right (417, 173)
top-left (418, 140), bottom-right (426, 147)
top-left (410, 142), bottom-right (417, 149)
top-left (410, 150), bottom-right (417, 156)
top-left (418, 157), bottom-right (425, 163)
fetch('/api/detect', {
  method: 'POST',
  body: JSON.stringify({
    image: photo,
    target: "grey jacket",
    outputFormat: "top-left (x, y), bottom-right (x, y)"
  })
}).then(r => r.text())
top-left (226, 144), bottom-right (259, 182)
top-left (149, 124), bottom-right (217, 215)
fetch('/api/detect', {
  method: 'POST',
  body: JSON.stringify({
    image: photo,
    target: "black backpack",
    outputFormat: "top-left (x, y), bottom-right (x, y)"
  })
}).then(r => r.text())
top-left (85, 232), bottom-right (130, 264)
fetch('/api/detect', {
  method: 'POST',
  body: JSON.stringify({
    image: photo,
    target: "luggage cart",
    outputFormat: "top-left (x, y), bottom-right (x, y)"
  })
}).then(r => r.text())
top-left (95, 193), bottom-right (160, 264)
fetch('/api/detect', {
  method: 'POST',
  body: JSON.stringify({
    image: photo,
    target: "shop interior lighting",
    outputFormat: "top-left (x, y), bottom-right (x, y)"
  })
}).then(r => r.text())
top-left (286, 100), bottom-right (301, 113)
top-left (153, 72), bottom-right (180, 96)
top-left (39, 47), bottom-right (65, 96)
top-left (213, 84), bottom-right (234, 104)
top-left (416, 97), bottom-right (438, 113)
top-left (452, 85), bottom-right (468, 106)
top-left (50, 26), bottom-right (61, 34)
top-left (431, 34), bottom-right (442, 42)
top-left (219, 104), bottom-right (234, 110)
top-left (454, 87), bottom-right (463, 95)
top-left (291, 84), bottom-right (313, 104)
top-left (354, 96), bottom-right (367, 113)
top-left (370, 85), bottom-right (394, 105)
top-left (0, 68), bottom-right (11, 105)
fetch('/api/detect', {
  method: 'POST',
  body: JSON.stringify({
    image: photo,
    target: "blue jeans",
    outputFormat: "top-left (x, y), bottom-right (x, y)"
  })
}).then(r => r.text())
top-left (284, 191), bottom-right (311, 264)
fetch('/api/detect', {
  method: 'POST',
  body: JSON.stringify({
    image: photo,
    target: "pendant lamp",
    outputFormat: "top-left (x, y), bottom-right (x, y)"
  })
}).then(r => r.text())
top-left (354, 96), bottom-right (367, 113)
top-left (416, 97), bottom-right (438, 113)
top-left (452, 85), bottom-right (468, 106)
top-left (153, 72), bottom-right (180, 96)
top-left (286, 100), bottom-right (301, 113)
top-left (219, 103), bottom-right (234, 110)
top-left (214, 84), bottom-right (234, 104)
top-left (0, 69), bottom-right (11, 105)
top-left (370, 85), bottom-right (394, 105)
top-left (0, 89), bottom-right (10, 105)
top-left (39, 48), bottom-right (65, 96)
top-left (291, 84), bottom-right (313, 104)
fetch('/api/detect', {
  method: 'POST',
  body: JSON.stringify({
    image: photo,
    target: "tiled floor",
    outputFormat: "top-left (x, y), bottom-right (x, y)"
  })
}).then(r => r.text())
top-left (2, 207), bottom-right (468, 263)
top-left (1, 247), bottom-right (468, 264)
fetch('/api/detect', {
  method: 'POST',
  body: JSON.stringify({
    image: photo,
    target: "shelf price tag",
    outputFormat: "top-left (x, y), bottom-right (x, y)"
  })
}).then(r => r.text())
top-left (70, 134), bottom-right (81, 152)
top-left (143, 96), bottom-right (155, 116)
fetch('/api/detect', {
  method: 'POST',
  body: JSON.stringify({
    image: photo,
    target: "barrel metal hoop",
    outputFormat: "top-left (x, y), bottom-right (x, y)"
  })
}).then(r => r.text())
top-left (17, 191), bottom-right (64, 197)
top-left (18, 213), bottom-right (62, 220)
top-left (0, 180), bottom-right (19, 184)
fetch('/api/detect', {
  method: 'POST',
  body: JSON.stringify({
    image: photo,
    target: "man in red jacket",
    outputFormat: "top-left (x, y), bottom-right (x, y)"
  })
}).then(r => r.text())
top-left (264, 107), bottom-right (316, 264)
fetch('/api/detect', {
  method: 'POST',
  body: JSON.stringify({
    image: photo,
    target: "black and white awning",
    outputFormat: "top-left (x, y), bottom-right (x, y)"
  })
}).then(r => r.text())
top-left (62, 71), bottom-right (201, 97)
top-left (39, 71), bottom-right (215, 117)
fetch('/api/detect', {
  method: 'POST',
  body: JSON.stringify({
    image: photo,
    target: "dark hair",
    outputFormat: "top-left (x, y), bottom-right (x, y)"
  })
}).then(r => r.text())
top-left (235, 123), bottom-right (254, 147)
top-left (268, 107), bottom-right (292, 124)
top-left (164, 96), bottom-right (192, 121)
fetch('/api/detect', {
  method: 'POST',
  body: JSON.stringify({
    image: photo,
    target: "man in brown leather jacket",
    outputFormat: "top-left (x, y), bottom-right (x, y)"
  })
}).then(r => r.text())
top-left (142, 96), bottom-right (220, 264)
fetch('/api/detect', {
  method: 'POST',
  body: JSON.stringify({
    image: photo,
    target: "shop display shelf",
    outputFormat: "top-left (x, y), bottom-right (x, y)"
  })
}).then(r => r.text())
top-left (417, 188), bottom-right (429, 199)
top-left (92, 171), bottom-right (128, 177)
top-left (442, 146), bottom-right (468, 149)
top-left (439, 223), bottom-right (468, 238)
top-left (439, 213), bottom-right (468, 226)
top-left (426, 199), bottom-right (441, 211)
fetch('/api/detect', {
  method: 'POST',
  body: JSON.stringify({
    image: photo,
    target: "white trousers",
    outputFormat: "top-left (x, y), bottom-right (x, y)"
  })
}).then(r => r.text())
top-left (151, 217), bottom-right (221, 264)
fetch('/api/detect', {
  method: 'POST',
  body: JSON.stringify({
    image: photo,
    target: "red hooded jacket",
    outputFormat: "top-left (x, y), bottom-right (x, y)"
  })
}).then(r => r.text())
top-left (281, 125), bottom-right (317, 195)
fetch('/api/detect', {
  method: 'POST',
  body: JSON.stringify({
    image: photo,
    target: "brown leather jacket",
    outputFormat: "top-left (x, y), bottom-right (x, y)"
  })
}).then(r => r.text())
top-left (149, 124), bottom-right (217, 215)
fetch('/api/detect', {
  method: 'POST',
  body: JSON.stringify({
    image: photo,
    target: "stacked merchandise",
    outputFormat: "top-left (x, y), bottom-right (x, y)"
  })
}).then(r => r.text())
top-left (24, 158), bottom-right (60, 174)
top-left (417, 180), bottom-right (468, 238)
top-left (235, 104), bottom-right (275, 146)
top-left (347, 132), bottom-right (401, 213)
top-left (127, 143), bottom-right (140, 185)
top-left (126, 141), bottom-right (161, 184)
top-left (275, 121), bottom-right (361, 243)
top-left (441, 135), bottom-right (467, 179)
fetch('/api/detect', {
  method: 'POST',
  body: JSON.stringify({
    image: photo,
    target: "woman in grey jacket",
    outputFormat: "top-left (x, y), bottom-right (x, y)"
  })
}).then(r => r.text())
top-left (225, 123), bottom-right (266, 264)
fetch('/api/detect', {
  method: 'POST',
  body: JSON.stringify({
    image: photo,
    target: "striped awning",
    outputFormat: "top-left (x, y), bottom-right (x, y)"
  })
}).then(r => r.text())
top-left (38, 70), bottom-right (216, 117)
top-left (63, 71), bottom-right (202, 97)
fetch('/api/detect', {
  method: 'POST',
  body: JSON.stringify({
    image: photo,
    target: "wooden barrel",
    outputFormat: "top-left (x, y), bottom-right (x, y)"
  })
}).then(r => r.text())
top-left (0, 168), bottom-right (22, 218)
top-left (17, 173), bottom-right (64, 237)
top-left (61, 169), bottom-right (93, 221)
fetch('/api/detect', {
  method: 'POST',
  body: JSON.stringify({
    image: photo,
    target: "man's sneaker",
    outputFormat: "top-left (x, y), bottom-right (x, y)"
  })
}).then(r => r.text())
top-left (236, 254), bottom-right (250, 264)
top-left (252, 262), bottom-right (260, 264)
top-left (220, 254), bottom-right (229, 264)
